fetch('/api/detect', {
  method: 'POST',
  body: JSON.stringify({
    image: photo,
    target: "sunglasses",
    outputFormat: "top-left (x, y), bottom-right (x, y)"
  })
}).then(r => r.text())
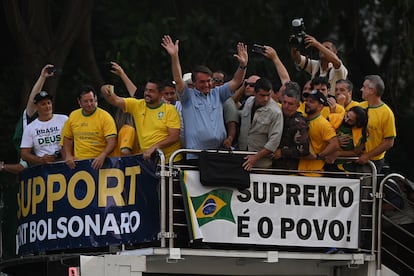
top-left (212, 78), bottom-right (224, 83)
top-left (244, 81), bottom-right (255, 87)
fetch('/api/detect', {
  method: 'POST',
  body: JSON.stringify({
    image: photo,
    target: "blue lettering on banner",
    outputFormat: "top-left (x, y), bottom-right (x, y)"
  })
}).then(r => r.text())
top-left (16, 155), bottom-right (160, 255)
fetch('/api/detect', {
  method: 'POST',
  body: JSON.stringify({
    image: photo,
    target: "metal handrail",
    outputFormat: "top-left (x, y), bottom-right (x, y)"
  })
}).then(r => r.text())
top-left (155, 149), bottom-right (166, 247)
top-left (376, 173), bottom-right (407, 272)
top-left (167, 149), bottom-right (252, 248)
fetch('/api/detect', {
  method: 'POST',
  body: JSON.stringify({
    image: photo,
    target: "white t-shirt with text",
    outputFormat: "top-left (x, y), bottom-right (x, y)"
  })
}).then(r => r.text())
top-left (20, 114), bottom-right (68, 157)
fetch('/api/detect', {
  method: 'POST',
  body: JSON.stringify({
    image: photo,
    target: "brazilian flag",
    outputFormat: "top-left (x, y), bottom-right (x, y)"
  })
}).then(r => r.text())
top-left (192, 189), bottom-right (235, 227)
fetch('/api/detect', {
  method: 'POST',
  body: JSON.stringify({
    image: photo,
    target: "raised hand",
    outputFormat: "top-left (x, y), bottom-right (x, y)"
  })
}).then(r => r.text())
top-left (233, 42), bottom-right (248, 67)
top-left (109, 61), bottom-right (125, 77)
top-left (161, 35), bottom-right (179, 56)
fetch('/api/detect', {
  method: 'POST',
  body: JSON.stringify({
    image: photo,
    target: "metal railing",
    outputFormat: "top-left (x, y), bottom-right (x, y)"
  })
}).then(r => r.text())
top-left (377, 173), bottom-right (414, 274)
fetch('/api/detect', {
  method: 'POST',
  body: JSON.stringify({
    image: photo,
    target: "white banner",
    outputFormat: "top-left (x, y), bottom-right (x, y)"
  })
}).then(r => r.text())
top-left (181, 171), bottom-right (360, 249)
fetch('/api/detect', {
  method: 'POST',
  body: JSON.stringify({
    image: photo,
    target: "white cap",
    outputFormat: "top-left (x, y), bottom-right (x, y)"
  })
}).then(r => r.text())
top-left (183, 72), bottom-right (193, 84)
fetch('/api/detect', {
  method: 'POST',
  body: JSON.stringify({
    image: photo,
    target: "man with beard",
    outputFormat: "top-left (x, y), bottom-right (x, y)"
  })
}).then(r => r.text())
top-left (101, 80), bottom-right (182, 162)
top-left (326, 106), bottom-right (368, 173)
top-left (298, 90), bottom-right (340, 175)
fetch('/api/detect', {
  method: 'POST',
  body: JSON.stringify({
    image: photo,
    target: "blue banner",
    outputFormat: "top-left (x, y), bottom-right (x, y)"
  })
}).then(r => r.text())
top-left (16, 155), bottom-right (160, 255)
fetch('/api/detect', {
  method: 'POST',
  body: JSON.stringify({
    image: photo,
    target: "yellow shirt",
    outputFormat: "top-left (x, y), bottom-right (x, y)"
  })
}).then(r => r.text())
top-left (359, 101), bottom-right (396, 160)
top-left (298, 102), bottom-right (345, 119)
top-left (298, 101), bottom-right (305, 115)
top-left (62, 107), bottom-right (117, 159)
top-left (298, 114), bottom-right (337, 173)
top-left (124, 98), bottom-right (182, 162)
top-left (298, 102), bottom-right (345, 130)
top-left (344, 100), bottom-right (359, 111)
top-left (111, 124), bottom-right (140, 156)
top-left (320, 104), bottom-right (345, 120)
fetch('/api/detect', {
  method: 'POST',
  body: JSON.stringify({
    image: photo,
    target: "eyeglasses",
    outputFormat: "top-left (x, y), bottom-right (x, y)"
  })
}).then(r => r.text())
top-left (344, 112), bottom-right (356, 126)
top-left (244, 81), bottom-right (255, 87)
top-left (212, 78), bottom-right (224, 84)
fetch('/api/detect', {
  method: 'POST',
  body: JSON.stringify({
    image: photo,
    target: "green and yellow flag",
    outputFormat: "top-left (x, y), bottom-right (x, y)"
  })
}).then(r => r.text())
top-left (192, 189), bottom-right (235, 227)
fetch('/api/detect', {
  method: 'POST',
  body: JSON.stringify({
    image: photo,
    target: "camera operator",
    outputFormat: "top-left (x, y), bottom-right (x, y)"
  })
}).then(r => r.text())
top-left (290, 28), bottom-right (348, 96)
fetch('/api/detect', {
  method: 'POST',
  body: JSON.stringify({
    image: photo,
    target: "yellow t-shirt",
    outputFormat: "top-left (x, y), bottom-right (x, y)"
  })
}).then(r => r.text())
top-left (124, 98), bottom-right (182, 162)
top-left (344, 100), bottom-right (360, 111)
top-left (297, 101), bottom-right (305, 115)
top-left (62, 107), bottom-right (117, 159)
top-left (298, 102), bottom-right (345, 122)
top-left (359, 101), bottom-right (396, 160)
top-left (111, 124), bottom-right (140, 156)
top-left (298, 114), bottom-right (337, 173)
top-left (320, 104), bottom-right (345, 120)
top-left (299, 101), bottom-right (345, 130)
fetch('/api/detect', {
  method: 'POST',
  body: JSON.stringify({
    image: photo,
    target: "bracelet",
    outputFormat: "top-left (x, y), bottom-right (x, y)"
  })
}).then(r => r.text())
top-left (238, 65), bottom-right (247, 70)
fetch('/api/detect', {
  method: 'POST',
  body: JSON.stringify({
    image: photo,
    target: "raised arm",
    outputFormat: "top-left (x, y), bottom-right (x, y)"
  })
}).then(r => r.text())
top-left (290, 47), bottom-right (302, 65)
top-left (263, 46), bottom-right (290, 85)
top-left (162, 35), bottom-right (184, 93)
top-left (232, 83), bottom-right (246, 108)
top-left (228, 42), bottom-right (248, 91)
top-left (110, 61), bottom-right (137, 97)
top-left (304, 35), bottom-right (341, 69)
top-left (101, 84), bottom-right (127, 110)
top-left (26, 64), bottom-right (55, 117)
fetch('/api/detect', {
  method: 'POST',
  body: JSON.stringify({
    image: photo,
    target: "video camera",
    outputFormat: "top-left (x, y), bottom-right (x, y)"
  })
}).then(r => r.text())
top-left (288, 18), bottom-right (306, 49)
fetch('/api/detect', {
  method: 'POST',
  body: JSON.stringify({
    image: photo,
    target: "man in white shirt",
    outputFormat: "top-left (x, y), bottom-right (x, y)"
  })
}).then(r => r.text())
top-left (21, 91), bottom-right (68, 165)
top-left (291, 34), bottom-right (348, 96)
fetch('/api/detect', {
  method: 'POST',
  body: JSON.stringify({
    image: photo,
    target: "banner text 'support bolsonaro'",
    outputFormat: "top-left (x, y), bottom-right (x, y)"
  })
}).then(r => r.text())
top-left (181, 170), bottom-right (360, 249)
top-left (16, 155), bottom-right (160, 255)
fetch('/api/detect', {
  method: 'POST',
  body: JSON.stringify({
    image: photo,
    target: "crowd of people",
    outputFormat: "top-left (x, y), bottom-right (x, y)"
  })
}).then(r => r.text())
top-left (0, 33), bottom-right (397, 177)
top-left (0, 33), bottom-right (408, 275)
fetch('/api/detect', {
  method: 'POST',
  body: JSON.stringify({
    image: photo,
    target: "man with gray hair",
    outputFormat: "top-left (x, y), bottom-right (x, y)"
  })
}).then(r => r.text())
top-left (357, 75), bottom-right (396, 173)
top-left (272, 82), bottom-right (310, 170)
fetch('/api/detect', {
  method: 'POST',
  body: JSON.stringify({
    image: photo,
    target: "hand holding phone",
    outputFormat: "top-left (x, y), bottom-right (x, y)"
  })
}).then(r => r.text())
top-left (46, 66), bottom-right (62, 75)
top-left (252, 44), bottom-right (266, 54)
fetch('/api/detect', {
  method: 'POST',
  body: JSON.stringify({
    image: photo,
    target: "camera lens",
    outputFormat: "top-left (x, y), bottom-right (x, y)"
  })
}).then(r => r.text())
top-left (292, 19), bottom-right (302, 27)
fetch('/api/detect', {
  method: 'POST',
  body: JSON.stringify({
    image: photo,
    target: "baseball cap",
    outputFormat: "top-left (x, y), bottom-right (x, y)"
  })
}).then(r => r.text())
top-left (183, 72), bottom-right (193, 85)
top-left (303, 90), bottom-right (328, 106)
top-left (163, 79), bottom-right (176, 89)
top-left (34, 91), bottom-right (53, 104)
